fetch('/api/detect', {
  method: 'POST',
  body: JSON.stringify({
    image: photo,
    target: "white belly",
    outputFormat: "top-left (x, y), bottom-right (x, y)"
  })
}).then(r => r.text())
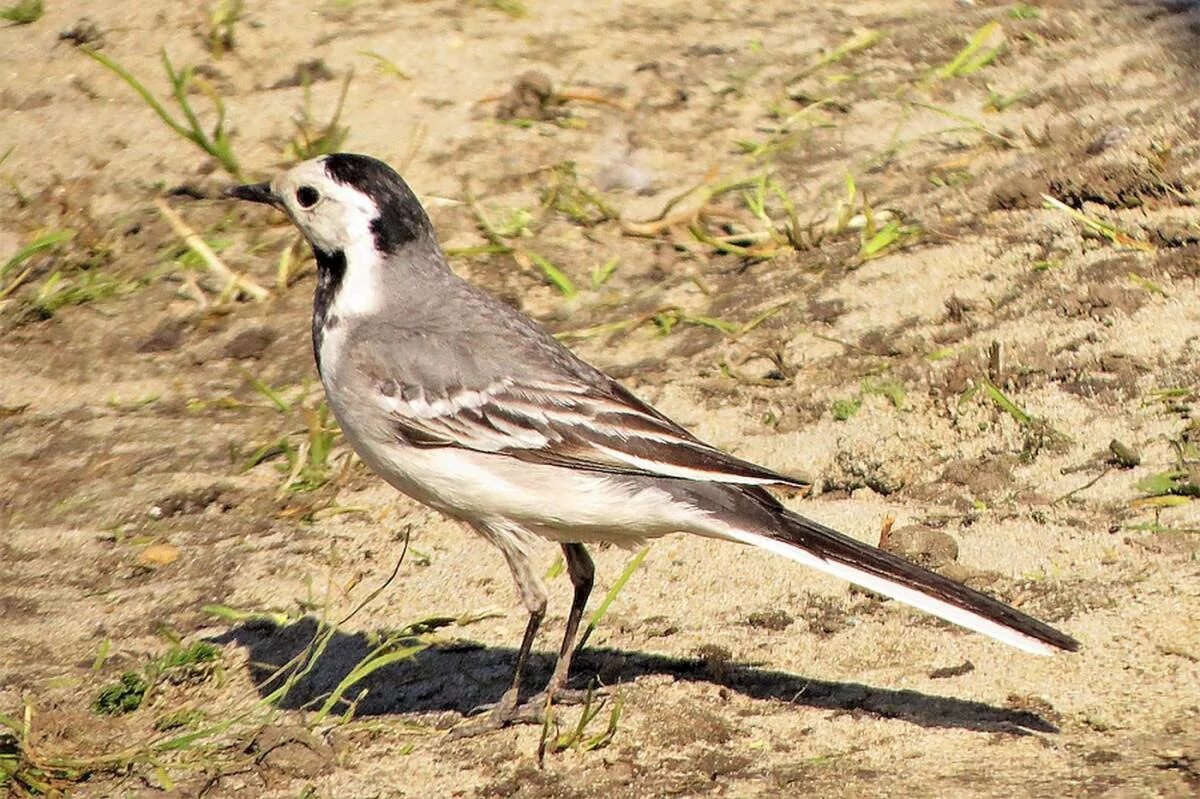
top-left (339, 415), bottom-right (711, 547)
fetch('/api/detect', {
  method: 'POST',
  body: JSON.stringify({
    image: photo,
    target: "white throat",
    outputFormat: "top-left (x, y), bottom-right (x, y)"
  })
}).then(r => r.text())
top-left (334, 235), bottom-right (385, 319)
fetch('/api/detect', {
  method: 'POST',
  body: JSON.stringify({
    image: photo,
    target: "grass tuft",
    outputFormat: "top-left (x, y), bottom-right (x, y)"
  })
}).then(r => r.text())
top-left (1009, 3), bottom-right (1041, 20)
top-left (237, 383), bottom-right (343, 499)
top-left (289, 70), bottom-right (353, 161)
top-left (83, 48), bottom-right (242, 178)
top-left (0, 229), bottom-right (75, 301)
top-left (464, 190), bottom-right (581, 298)
top-left (156, 641), bottom-right (221, 673)
top-left (831, 398), bottom-right (861, 421)
top-left (0, 0), bottom-right (41, 24)
top-left (204, 0), bottom-right (244, 58)
top-left (861, 378), bottom-right (905, 409)
top-left (93, 672), bottom-right (149, 716)
top-left (474, 0), bottom-right (527, 18)
top-left (540, 162), bottom-right (617, 226)
top-left (92, 641), bottom-right (223, 716)
top-left (2, 539), bottom-right (481, 793)
top-left (538, 688), bottom-right (623, 763)
top-left (590, 256), bottom-right (619, 289)
top-left (31, 268), bottom-right (131, 316)
top-left (935, 21), bottom-right (1005, 80)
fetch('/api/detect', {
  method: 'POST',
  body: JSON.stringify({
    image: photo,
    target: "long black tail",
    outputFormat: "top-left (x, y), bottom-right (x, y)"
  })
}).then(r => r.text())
top-left (725, 506), bottom-right (1079, 655)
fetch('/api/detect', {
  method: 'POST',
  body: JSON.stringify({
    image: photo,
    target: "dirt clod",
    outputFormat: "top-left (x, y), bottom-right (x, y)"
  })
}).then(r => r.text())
top-left (153, 484), bottom-right (229, 517)
top-left (694, 643), bottom-right (734, 682)
top-left (929, 660), bottom-right (975, 679)
top-left (940, 456), bottom-right (1016, 501)
top-left (1108, 439), bottom-right (1142, 468)
top-left (828, 447), bottom-right (909, 496)
top-left (223, 325), bottom-right (277, 360)
top-left (137, 317), bottom-right (188, 353)
top-left (270, 59), bottom-right (336, 90)
top-left (249, 725), bottom-right (334, 780)
top-left (652, 701), bottom-right (735, 747)
top-left (879, 525), bottom-right (959, 571)
top-left (495, 70), bottom-right (563, 121)
top-left (59, 18), bottom-right (104, 48)
top-left (743, 608), bottom-right (794, 631)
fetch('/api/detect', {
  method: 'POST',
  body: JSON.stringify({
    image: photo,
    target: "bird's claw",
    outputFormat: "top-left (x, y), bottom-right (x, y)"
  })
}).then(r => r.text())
top-left (447, 685), bottom-right (604, 740)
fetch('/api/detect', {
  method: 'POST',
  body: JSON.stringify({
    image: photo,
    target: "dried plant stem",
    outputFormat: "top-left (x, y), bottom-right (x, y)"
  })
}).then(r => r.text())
top-left (154, 198), bottom-right (269, 302)
top-left (0, 264), bottom-right (35, 300)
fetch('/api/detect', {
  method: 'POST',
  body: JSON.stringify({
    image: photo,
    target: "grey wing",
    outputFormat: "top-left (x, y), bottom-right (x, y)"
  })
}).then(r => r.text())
top-left (361, 325), bottom-right (806, 488)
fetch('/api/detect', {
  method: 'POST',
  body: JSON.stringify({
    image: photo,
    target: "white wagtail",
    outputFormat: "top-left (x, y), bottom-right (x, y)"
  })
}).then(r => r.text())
top-left (227, 153), bottom-right (1078, 728)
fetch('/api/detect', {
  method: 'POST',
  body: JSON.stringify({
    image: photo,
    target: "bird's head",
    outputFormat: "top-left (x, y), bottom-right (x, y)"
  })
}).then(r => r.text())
top-left (226, 153), bottom-right (433, 262)
top-left (227, 153), bottom-right (443, 322)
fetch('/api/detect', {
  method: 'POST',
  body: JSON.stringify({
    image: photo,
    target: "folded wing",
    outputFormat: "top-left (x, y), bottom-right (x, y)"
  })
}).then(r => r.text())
top-left (380, 373), bottom-right (807, 487)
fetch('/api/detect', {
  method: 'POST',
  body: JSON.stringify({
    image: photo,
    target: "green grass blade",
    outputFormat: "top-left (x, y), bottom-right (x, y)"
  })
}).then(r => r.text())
top-left (1041, 194), bottom-right (1154, 251)
top-left (313, 642), bottom-right (428, 722)
top-left (980, 378), bottom-right (1032, 426)
top-left (237, 368), bottom-right (291, 413)
top-left (590, 255), bottom-right (619, 289)
top-left (152, 717), bottom-right (239, 752)
top-left (82, 48), bottom-right (190, 140)
top-left (526, 250), bottom-right (578, 298)
top-left (683, 313), bottom-right (740, 335)
top-left (937, 22), bottom-right (1003, 79)
top-left (1, 229), bottom-right (75, 280)
top-left (201, 603), bottom-right (291, 627)
top-left (576, 547), bottom-right (648, 652)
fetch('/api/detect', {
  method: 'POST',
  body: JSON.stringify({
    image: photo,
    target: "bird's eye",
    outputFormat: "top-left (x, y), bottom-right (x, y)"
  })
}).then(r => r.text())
top-left (296, 186), bottom-right (320, 208)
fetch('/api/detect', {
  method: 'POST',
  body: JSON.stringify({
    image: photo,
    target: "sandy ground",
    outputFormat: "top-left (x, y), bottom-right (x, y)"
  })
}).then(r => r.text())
top-left (2, 0), bottom-right (1200, 796)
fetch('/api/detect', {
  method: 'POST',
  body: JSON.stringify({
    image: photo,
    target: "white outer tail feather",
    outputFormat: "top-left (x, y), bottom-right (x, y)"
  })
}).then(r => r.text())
top-left (723, 528), bottom-right (1056, 656)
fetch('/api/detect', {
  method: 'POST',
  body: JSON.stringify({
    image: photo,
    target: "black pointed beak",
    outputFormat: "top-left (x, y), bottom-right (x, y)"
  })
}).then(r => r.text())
top-left (224, 181), bottom-right (282, 209)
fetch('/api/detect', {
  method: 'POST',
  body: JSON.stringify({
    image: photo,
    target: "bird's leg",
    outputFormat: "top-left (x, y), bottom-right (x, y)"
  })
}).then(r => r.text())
top-left (497, 601), bottom-right (544, 716)
top-left (449, 531), bottom-right (548, 739)
top-left (450, 540), bottom-right (597, 739)
top-left (494, 544), bottom-right (597, 715)
top-left (518, 543), bottom-right (598, 716)
top-left (492, 541), bottom-right (548, 717)
top-left (543, 542), bottom-right (594, 700)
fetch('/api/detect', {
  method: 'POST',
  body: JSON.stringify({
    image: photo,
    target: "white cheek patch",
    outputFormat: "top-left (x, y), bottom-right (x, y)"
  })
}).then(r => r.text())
top-left (311, 178), bottom-right (387, 320)
top-left (274, 161), bottom-right (390, 322)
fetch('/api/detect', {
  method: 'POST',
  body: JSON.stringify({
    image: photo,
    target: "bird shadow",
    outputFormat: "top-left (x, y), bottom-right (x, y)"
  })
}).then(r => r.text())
top-left (213, 617), bottom-right (1057, 735)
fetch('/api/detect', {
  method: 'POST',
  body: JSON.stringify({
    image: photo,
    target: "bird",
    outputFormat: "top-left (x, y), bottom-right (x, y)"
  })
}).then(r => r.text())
top-left (226, 153), bottom-right (1079, 732)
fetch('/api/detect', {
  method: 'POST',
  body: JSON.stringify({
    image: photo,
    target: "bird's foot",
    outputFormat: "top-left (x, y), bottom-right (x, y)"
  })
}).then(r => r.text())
top-left (447, 686), bottom-right (602, 740)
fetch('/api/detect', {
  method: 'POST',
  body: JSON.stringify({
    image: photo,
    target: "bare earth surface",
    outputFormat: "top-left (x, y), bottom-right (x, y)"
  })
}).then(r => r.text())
top-left (2, 1), bottom-right (1200, 797)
